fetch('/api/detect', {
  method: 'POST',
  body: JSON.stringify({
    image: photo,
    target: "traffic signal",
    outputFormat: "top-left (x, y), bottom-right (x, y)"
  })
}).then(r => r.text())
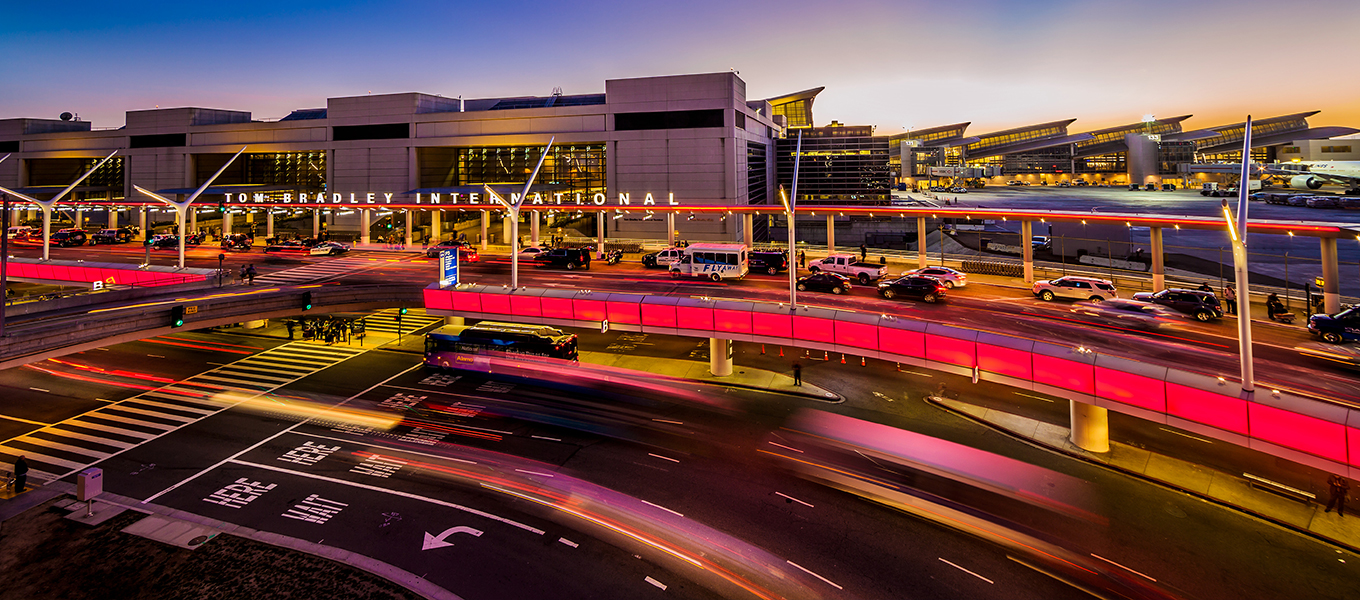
top-left (399, 307), bottom-right (409, 315)
top-left (302, 291), bottom-right (313, 311)
top-left (170, 305), bottom-right (186, 328)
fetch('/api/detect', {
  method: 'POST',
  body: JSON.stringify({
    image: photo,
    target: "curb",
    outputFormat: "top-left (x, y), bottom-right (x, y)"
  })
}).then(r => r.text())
top-left (13, 482), bottom-right (462, 600)
top-left (924, 395), bottom-right (1360, 555)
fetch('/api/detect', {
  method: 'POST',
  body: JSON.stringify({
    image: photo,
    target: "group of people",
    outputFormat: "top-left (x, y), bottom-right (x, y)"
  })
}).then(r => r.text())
top-left (237, 264), bottom-right (258, 285)
top-left (1196, 282), bottom-right (1239, 315)
top-left (284, 316), bottom-right (362, 345)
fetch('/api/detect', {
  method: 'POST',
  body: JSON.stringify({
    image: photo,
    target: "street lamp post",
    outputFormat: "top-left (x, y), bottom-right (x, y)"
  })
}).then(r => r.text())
top-left (1223, 116), bottom-right (1256, 392)
top-left (217, 253), bottom-right (225, 287)
top-left (779, 130), bottom-right (804, 309)
top-left (484, 137), bottom-right (554, 290)
top-left (135, 147), bottom-right (245, 269)
top-left (0, 151), bottom-right (117, 262)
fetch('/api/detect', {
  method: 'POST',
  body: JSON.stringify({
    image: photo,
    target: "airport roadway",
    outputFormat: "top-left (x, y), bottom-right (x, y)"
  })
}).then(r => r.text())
top-left (0, 326), bottom-right (1356, 600)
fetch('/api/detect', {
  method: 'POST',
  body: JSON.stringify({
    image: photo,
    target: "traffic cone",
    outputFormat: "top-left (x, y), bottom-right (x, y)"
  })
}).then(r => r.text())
top-left (823, 351), bottom-right (829, 361)
top-left (840, 354), bottom-right (846, 364)
top-left (861, 356), bottom-right (866, 367)
top-left (761, 344), bottom-right (766, 355)
top-left (779, 346), bottom-right (785, 357)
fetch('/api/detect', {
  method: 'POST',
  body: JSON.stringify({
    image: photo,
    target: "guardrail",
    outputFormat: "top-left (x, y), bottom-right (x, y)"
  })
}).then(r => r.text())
top-left (0, 284), bottom-right (423, 370)
top-left (425, 283), bottom-right (1360, 478)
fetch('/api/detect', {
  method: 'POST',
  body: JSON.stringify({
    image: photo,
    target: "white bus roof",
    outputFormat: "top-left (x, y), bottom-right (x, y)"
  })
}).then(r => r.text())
top-left (683, 243), bottom-right (747, 251)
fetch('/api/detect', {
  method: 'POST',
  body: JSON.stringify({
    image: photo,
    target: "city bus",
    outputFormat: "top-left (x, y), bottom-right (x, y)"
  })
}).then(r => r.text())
top-left (668, 243), bottom-right (749, 282)
top-left (424, 321), bottom-right (579, 368)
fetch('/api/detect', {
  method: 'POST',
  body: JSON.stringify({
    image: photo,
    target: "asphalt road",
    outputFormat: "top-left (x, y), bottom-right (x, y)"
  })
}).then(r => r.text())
top-left (2, 326), bottom-right (1357, 599)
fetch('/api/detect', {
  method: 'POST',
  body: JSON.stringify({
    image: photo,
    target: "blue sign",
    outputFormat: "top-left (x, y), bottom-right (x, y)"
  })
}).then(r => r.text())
top-left (439, 249), bottom-right (459, 287)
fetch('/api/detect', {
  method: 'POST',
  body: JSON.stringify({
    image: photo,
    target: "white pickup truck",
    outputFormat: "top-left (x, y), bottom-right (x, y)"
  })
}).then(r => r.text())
top-left (809, 254), bottom-right (888, 284)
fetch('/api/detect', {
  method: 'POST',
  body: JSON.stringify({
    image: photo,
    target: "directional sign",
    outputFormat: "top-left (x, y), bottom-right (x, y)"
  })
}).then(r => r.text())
top-left (439, 249), bottom-right (459, 287)
top-left (422, 525), bottom-right (483, 550)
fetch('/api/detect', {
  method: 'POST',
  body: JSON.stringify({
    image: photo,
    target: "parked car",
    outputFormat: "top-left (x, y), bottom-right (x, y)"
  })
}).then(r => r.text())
top-left (1006, 180), bottom-right (1023, 186)
top-left (91, 228), bottom-right (134, 244)
top-left (1128, 184), bottom-right (1141, 191)
top-left (1144, 183), bottom-right (1157, 191)
top-left (1057, 181), bottom-right (1071, 188)
top-left (534, 247), bottom-right (592, 270)
top-left (309, 241), bottom-right (352, 257)
top-left (878, 276), bottom-right (946, 303)
top-left (1161, 183), bottom-right (1176, 191)
top-left (1070, 299), bottom-right (1182, 330)
top-left (1308, 305), bottom-right (1360, 344)
top-left (6, 225), bottom-right (34, 240)
top-left (1032, 235), bottom-right (1052, 250)
top-left (1131, 288), bottom-right (1223, 322)
top-left (749, 249), bottom-right (788, 275)
top-left (808, 253), bottom-right (888, 284)
top-left (518, 245), bottom-right (547, 260)
top-left (796, 272), bottom-right (852, 295)
top-left (641, 247), bottom-right (684, 268)
top-left (901, 266), bottom-right (967, 288)
top-left (1032, 275), bottom-right (1118, 302)
top-left (948, 186), bottom-right (968, 193)
top-left (50, 229), bottom-right (88, 247)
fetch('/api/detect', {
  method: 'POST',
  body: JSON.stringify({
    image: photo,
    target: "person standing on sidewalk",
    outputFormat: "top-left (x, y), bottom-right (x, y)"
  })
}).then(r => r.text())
top-left (12, 455), bottom-right (28, 493)
top-left (792, 362), bottom-right (802, 386)
top-left (798, 250), bottom-right (806, 269)
top-left (1325, 474), bottom-right (1350, 516)
top-left (246, 264), bottom-right (257, 285)
top-left (1223, 285), bottom-right (1237, 315)
top-left (860, 243), bottom-right (868, 262)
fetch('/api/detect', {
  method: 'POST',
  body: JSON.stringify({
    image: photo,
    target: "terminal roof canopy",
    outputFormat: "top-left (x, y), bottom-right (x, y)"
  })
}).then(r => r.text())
top-left (763, 87), bottom-right (824, 129)
top-left (1073, 115), bottom-right (1192, 158)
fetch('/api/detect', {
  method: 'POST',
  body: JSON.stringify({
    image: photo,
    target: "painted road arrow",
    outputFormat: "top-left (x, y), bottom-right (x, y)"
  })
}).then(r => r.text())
top-left (422, 526), bottom-right (484, 550)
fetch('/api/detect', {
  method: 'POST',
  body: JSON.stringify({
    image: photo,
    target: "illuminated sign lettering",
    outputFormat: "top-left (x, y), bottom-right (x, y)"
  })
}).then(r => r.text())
top-left (221, 191), bottom-right (681, 206)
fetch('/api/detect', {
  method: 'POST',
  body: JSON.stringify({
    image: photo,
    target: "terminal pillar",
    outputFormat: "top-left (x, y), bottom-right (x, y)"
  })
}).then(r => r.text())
top-left (188, 208), bottom-right (196, 233)
top-left (531, 210), bottom-right (540, 246)
top-left (480, 211), bottom-right (489, 251)
top-left (596, 211), bottom-right (606, 257)
top-left (826, 215), bottom-right (835, 255)
top-left (743, 213), bottom-right (754, 248)
top-left (1021, 220), bottom-right (1034, 283)
top-left (360, 209), bottom-right (371, 245)
top-left (1150, 227), bottom-right (1165, 291)
top-left (404, 209), bottom-right (412, 246)
top-left (501, 214), bottom-right (512, 244)
top-left (430, 210), bottom-right (441, 242)
top-left (1070, 401), bottom-right (1110, 453)
top-left (917, 217), bottom-right (928, 268)
top-left (1321, 237), bottom-right (1340, 314)
top-left (108, 209), bottom-right (118, 231)
top-left (709, 338), bottom-right (733, 377)
top-left (667, 213), bottom-right (676, 247)
top-left (444, 316), bottom-right (464, 326)
top-left (266, 211), bottom-right (274, 238)
top-left (222, 210), bottom-right (233, 236)
top-left (138, 208), bottom-right (147, 240)
top-left (313, 210), bottom-right (321, 238)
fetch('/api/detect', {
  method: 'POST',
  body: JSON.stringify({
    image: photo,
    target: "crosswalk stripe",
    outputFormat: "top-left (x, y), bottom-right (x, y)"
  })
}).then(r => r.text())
top-left (35, 429), bottom-right (134, 449)
top-left (11, 452), bottom-right (85, 471)
top-left (10, 436), bottom-right (108, 459)
top-left (102, 406), bottom-right (195, 423)
top-left (193, 374), bottom-right (279, 387)
top-left (125, 398), bottom-right (216, 415)
top-left (140, 391), bottom-right (226, 409)
top-left (79, 412), bottom-right (177, 430)
top-left (66, 418), bottom-right (158, 439)
top-left (210, 370), bottom-right (293, 382)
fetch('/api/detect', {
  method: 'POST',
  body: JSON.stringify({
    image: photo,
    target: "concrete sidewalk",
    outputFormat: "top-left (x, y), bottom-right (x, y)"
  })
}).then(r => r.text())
top-left (930, 396), bottom-right (1360, 552)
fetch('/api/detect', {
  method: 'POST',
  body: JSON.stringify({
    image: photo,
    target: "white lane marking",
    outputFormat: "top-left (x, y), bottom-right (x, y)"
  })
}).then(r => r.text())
top-left (235, 459), bottom-right (546, 535)
top-left (298, 432), bottom-right (477, 465)
top-left (651, 418), bottom-right (683, 424)
top-left (558, 537), bottom-right (579, 548)
top-left (786, 560), bottom-right (843, 590)
top-left (147, 354), bottom-right (166, 358)
top-left (775, 492), bottom-right (813, 507)
top-left (640, 500), bottom-right (684, 517)
top-left (28, 387), bottom-right (50, 393)
top-left (1013, 391), bottom-right (1055, 403)
top-left (898, 369), bottom-right (933, 377)
top-left (1090, 554), bottom-right (1158, 581)
top-left (939, 558), bottom-right (994, 584)
top-left (768, 441), bottom-right (803, 453)
top-left (531, 435), bottom-right (561, 442)
top-left (645, 576), bottom-right (667, 591)
top-left (141, 363), bottom-right (422, 504)
top-left (515, 469), bottom-right (555, 477)
top-left (648, 453), bottom-right (679, 463)
top-left (1158, 427), bottom-right (1214, 444)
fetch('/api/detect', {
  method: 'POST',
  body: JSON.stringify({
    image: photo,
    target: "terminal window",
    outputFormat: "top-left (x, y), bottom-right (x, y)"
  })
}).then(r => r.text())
top-left (1322, 146), bottom-right (1352, 153)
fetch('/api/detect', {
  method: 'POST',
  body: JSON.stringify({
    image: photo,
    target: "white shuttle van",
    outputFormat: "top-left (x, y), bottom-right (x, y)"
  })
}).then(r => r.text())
top-left (668, 243), bottom-right (749, 281)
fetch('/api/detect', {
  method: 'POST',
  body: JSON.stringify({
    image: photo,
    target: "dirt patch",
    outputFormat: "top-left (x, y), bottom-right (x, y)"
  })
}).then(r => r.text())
top-left (0, 498), bottom-right (423, 600)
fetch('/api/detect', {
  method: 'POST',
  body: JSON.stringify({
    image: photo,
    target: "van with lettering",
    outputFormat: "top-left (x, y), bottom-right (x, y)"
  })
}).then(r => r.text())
top-left (669, 243), bottom-right (749, 282)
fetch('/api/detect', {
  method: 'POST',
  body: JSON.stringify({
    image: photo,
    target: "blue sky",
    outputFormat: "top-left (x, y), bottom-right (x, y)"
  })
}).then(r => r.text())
top-left (4, 0), bottom-right (1358, 134)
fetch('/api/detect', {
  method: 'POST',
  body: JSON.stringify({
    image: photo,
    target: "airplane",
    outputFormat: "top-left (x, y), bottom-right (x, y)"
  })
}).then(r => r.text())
top-left (1268, 161), bottom-right (1360, 194)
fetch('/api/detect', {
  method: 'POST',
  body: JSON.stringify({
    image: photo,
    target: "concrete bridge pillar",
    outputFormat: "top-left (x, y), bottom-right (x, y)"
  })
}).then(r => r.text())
top-left (1151, 227), bottom-right (1165, 291)
top-left (1321, 237), bottom-right (1340, 314)
top-left (597, 211), bottom-right (606, 257)
top-left (1070, 401), bottom-right (1110, 453)
top-left (222, 210), bottom-right (232, 236)
top-left (313, 210), bottom-right (321, 238)
top-left (430, 210), bottom-right (441, 242)
top-left (667, 212), bottom-right (676, 247)
top-left (480, 211), bottom-right (489, 251)
top-left (360, 209), bottom-right (371, 245)
top-left (743, 213), bottom-right (754, 249)
top-left (826, 215), bottom-right (835, 255)
top-left (531, 210), bottom-right (540, 246)
top-left (709, 338), bottom-right (733, 377)
top-left (1021, 220), bottom-right (1034, 283)
top-left (917, 217), bottom-right (928, 268)
top-left (138, 208), bottom-right (147, 240)
top-left (266, 211), bottom-right (274, 238)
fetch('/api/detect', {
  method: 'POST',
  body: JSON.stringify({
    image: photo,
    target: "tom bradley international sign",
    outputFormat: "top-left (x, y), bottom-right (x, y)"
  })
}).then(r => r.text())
top-left (221, 191), bottom-right (683, 207)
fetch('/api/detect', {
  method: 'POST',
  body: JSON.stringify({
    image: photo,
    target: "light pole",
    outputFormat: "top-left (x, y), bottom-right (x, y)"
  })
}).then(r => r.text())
top-left (217, 253), bottom-right (225, 287)
top-left (0, 151), bottom-right (117, 262)
top-left (779, 130), bottom-right (804, 309)
top-left (484, 136), bottom-right (554, 290)
top-left (135, 147), bottom-right (245, 269)
top-left (1223, 116), bottom-right (1255, 392)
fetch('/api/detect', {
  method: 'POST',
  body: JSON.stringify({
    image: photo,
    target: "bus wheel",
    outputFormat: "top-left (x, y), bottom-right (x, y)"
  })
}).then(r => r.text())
top-left (670, 271), bottom-right (681, 279)
top-left (710, 272), bottom-right (722, 282)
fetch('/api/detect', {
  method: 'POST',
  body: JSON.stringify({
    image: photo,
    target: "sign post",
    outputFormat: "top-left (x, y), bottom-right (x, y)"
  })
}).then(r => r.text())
top-left (439, 249), bottom-right (460, 287)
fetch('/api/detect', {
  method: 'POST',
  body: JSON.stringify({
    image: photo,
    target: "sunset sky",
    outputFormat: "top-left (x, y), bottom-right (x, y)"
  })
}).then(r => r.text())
top-left (4, 0), bottom-right (1358, 135)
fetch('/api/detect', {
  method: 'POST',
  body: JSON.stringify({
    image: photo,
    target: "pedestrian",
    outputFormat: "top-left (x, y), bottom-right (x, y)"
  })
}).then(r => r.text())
top-left (11, 455), bottom-right (28, 493)
top-left (798, 250), bottom-right (806, 269)
top-left (246, 264), bottom-right (256, 285)
top-left (1325, 474), bottom-right (1350, 517)
top-left (1223, 285), bottom-right (1237, 315)
top-left (792, 362), bottom-right (802, 387)
top-left (1198, 281), bottom-right (1214, 293)
top-left (1266, 293), bottom-right (1284, 320)
top-left (239, 264), bottom-right (248, 284)
top-left (860, 243), bottom-right (867, 262)
top-left (285, 320), bottom-right (297, 339)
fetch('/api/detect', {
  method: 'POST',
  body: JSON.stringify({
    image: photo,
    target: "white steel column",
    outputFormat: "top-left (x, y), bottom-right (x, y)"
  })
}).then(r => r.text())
top-left (917, 217), bottom-right (928, 268)
top-left (1070, 401), bottom-right (1110, 452)
top-left (709, 338), bottom-right (733, 377)
top-left (531, 210), bottom-right (540, 245)
top-left (360, 209), bottom-right (371, 244)
top-left (1150, 227), bottom-right (1165, 291)
top-left (480, 211), bottom-right (489, 250)
top-left (1321, 237), bottom-right (1340, 314)
top-left (826, 215), bottom-right (834, 255)
top-left (1021, 220), bottom-right (1034, 283)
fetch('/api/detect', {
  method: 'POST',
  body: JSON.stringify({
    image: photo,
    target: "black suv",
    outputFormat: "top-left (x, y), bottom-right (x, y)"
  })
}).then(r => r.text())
top-left (1132, 289), bottom-right (1223, 322)
top-left (49, 229), bottom-right (88, 247)
top-left (533, 248), bottom-right (592, 270)
top-left (749, 249), bottom-right (788, 275)
top-left (92, 228), bottom-right (134, 244)
top-left (878, 276), bottom-right (947, 303)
